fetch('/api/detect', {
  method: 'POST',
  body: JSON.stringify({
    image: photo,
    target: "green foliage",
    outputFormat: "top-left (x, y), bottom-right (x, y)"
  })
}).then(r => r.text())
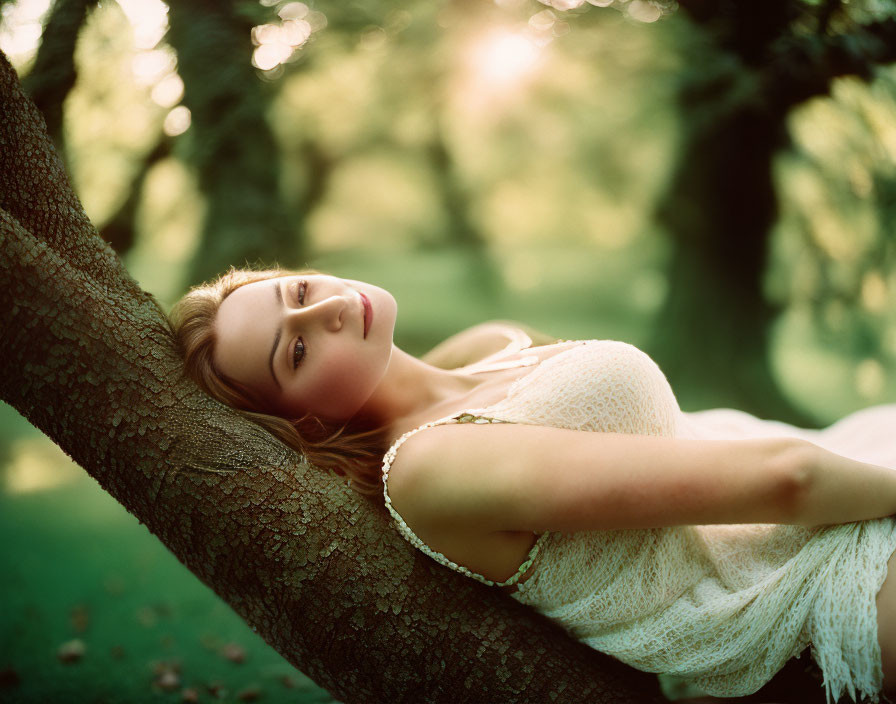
top-left (1, 0), bottom-right (894, 419)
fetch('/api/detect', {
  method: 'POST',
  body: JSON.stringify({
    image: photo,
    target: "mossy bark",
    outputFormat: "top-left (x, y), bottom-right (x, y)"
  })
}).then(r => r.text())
top-left (0, 50), bottom-right (667, 704)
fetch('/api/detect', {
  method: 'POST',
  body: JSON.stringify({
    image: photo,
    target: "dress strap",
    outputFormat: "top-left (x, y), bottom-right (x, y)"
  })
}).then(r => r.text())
top-left (381, 411), bottom-right (549, 588)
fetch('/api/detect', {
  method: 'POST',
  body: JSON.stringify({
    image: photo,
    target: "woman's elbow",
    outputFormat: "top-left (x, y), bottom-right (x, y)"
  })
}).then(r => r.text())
top-left (771, 438), bottom-right (816, 525)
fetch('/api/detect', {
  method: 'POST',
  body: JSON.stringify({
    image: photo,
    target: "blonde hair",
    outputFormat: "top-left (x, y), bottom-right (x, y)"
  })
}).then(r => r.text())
top-left (168, 266), bottom-right (389, 498)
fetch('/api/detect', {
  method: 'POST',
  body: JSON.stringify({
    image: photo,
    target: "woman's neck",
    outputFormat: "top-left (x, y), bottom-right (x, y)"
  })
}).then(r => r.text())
top-left (349, 345), bottom-right (481, 435)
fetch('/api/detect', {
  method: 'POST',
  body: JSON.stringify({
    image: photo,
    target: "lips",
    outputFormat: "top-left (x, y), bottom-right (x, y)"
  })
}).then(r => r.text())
top-left (360, 292), bottom-right (372, 338)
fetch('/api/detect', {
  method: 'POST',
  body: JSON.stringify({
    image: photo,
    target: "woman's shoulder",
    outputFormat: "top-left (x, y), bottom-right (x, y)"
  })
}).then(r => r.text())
top-left (383, 420), bottom-right (541, 533)
top-left (384, 417), bottom-right (515, 498)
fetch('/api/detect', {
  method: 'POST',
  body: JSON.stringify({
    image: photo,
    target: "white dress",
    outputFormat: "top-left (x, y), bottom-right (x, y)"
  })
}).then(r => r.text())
top-left (381, 340), bottom-right (896, 704)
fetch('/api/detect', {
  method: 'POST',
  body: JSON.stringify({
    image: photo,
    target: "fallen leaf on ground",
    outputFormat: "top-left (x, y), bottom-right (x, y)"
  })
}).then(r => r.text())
top-left (236, 684), bottom-right (262, 701)
top-left (57, 639), bottom-right (86, 663)
top-left (220, 642), bottom-right (246, 664)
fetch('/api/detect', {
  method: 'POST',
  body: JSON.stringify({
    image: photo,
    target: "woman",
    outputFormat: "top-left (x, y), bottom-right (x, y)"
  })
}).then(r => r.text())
top-left (169, 266), bottom-right (896, 704)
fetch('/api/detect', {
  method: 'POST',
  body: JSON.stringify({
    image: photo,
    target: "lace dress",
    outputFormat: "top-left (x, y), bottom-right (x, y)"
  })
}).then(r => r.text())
top-left (381, 340), bottom-right (896, 704)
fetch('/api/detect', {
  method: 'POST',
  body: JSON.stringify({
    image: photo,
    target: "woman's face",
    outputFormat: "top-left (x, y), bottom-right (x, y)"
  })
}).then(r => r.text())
top-left (213, 273), bottom-right (397, 422)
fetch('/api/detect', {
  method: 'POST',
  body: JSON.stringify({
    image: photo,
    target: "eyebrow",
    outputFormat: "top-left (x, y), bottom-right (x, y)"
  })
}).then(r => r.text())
top-left (269, 280), bottom-right (283, 391)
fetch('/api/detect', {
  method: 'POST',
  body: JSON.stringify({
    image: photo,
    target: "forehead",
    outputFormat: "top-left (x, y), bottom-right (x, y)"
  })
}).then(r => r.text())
top-left (213, 277), bottom-right (284, 389)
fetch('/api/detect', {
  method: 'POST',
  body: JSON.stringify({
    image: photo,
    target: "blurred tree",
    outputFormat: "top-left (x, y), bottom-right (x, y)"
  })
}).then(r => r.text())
top-left (0, 48), bottom-right (671, 704)
top-left (275, 1), bottom-right (502, 292)
top-left (21, 0), bottom-right (97, 156)
top-left (98, 133), bottom-right (172, 256)
top-left (424, 91), bottom-right (501, 295)
top-left (775, 69), bottom-right (896, 401)
top-left (292, 136), bottom-right (334, 253)
top-left (166, 0), bottom-right (300, 286)
top-left (647, 0), bottom-right (896, 423)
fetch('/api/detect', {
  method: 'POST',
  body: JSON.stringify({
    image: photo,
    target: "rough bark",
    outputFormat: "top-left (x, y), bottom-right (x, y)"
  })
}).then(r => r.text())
top-left (0, 50), bottom-right (668, 704)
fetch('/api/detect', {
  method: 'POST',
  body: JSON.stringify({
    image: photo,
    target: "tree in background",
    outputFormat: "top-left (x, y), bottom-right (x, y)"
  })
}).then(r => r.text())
top-left (17, 0), bottom-right (299, 279)
top-left (163, 0), bottom-right (299, 285)
top-left (19, 0), bottom-right (96, 155)
top-left (261, 0), bottom-right (504, 294)
top-left (647, 0), bottom-right (896, 423)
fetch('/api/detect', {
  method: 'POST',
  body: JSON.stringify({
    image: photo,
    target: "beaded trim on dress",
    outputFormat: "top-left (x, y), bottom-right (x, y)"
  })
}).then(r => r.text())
top-left (381, 411), bottom-right (550, 587)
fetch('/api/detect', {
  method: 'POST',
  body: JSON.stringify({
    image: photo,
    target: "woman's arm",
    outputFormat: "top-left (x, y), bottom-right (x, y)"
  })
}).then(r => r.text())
top-left (388, 423), bottom-right (808, 533)
top-left (420, 321), bottom-right (557, 370)
top-left (387, 424), bottom-right (896, 534)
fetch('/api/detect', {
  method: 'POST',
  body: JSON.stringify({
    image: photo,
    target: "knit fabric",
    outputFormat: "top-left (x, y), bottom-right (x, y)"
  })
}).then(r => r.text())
top-left (381, 340), bottom-right (896, 703)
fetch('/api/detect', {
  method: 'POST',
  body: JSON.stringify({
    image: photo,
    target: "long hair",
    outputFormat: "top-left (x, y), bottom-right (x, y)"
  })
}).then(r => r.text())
top-left (167, 266), bottom-right (389, 498)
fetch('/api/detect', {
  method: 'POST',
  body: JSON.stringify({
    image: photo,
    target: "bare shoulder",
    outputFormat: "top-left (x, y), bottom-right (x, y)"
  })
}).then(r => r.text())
top-left (384, 423), bottom-right (464, 512)
top-left (385, 422), bottom-right (558, 532)
top-left (387, 421), bottom-right (528, 487)
top-left (384, 422), bottom-right (508, 527)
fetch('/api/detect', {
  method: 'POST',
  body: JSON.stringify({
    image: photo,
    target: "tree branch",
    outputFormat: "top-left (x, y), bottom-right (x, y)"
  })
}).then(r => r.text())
top-left (0, 50), bottom-right (129, 294)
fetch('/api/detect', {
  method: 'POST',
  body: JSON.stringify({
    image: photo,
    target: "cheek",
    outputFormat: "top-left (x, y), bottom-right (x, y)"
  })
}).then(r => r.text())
top-left (305, 347), bottom-right (379, 418)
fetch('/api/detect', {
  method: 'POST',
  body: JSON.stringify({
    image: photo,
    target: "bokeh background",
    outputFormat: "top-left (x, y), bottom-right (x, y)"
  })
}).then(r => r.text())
top-left (2, 0), bottom-right (896, 701)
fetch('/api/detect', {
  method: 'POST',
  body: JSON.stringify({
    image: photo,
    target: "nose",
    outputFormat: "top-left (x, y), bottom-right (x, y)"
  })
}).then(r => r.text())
top-left (284, 294), bottom-right (347, 333)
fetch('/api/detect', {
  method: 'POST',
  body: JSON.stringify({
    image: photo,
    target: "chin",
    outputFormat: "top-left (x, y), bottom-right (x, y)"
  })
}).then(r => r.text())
top-left (380, 293), bottom-right (398, 338)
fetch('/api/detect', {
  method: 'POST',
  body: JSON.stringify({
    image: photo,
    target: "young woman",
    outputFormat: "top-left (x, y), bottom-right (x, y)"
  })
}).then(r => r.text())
top-left (169, 266), bottom-right (896, 704)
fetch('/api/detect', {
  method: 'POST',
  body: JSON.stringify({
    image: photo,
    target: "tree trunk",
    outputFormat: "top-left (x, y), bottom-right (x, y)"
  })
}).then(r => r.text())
top-left (650, 56), bottom-right (816, 425)
top-left (0, 50), bottom-right (668, 703)
top-left (651, 6), bottom-right (896, 425)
